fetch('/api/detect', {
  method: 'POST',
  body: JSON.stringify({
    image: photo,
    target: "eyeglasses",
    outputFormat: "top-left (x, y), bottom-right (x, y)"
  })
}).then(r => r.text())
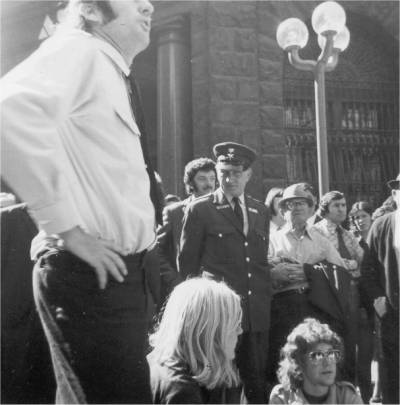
top-left (286, 200), bottom-right (308, 210)
top-left (307, 350), bottom-right (341, 364)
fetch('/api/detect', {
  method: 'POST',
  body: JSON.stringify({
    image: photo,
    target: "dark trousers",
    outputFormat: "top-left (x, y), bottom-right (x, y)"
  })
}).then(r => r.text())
top-left (33, 249), bottom-right (152, 404)
top-left (236, 331), bottom-right (269, 404)
top-left (379, 309), bottom-right (399, 405)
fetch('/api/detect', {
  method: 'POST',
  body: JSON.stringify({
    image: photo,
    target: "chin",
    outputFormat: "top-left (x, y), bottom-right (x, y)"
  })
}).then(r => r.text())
top-left (320, 373), bottom-right (336, 386)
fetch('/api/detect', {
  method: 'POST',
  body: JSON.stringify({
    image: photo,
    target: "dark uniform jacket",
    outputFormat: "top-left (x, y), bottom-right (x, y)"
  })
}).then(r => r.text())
top-left (178, 188), bottom-right (272, 332)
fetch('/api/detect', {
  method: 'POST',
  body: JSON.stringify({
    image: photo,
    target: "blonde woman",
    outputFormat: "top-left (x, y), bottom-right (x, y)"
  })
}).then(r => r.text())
top-left (147, 278), bottom-right (244, 404)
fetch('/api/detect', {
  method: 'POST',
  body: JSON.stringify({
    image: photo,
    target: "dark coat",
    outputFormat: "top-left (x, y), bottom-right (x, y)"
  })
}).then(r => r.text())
top-left (156, 197), bottom-right (193, 303)
top-left (304, 261), bottom-right (352, 324)
top-left (157, 197), bottom-right (192, 271)
top-left (148, 357), bottom-right (244, 404)
top-left (178, 188), bottom-right (272, 332)
top-left (360, 212), bottom-right (399, 313)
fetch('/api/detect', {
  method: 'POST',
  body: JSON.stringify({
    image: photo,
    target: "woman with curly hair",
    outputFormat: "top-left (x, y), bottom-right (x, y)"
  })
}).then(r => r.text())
top-left (147, 278), bottom-right (244, 404)
top-left (269, 318), bottom-right (363, 404)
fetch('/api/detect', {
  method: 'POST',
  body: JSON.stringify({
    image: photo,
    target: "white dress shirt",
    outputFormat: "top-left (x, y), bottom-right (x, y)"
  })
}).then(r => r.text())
top-left (269, 223), bottom-right (345, 267)
top-left (1, 27), bottom-right (156, 254)
top-left (312, 218), bottom-right (364, 275)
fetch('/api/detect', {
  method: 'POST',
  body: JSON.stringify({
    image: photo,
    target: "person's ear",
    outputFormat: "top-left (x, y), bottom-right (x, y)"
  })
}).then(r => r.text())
top-left (245, 167), bottom-right (252, 181)
top-left (79, 2), bottom-right (103, 24)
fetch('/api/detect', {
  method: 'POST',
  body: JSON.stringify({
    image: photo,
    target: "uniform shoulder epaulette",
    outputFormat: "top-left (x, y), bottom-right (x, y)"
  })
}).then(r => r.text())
top-left (246, 194), bottom-right (265, 207)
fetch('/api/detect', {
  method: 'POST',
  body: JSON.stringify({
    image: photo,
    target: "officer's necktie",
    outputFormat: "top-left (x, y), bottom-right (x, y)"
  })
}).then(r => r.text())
top-left (126, 74), bottom-right (164, 226)
top-left (336, 226), bottom-right (352, 260)
top-left (232, 197), bottom-right (244, 229)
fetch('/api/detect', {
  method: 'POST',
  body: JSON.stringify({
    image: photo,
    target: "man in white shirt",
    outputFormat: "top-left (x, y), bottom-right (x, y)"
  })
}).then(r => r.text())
top-left (267, 183), bottom-right (347, 389)
top-left (313, 191), bottom-right (364, 276)
top-left (1, 0), bottom-right (156, 403)
top-left (312, 190), bottom-right (365, 385)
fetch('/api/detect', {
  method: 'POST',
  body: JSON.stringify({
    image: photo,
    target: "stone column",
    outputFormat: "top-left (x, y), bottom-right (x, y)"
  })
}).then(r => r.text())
top-left (154, 16), bottom-right (192, 197)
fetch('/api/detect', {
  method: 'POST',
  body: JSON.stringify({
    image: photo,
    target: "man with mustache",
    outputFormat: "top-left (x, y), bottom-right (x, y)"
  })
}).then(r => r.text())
top-left (1, 0), bottom-right (157, 402)
top-left (157, 158), bottom-right (216, 305)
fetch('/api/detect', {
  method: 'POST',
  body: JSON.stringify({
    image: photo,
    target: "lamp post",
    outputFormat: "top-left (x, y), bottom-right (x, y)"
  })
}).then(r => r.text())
top-left (276, 1), bottom-right (350, 197)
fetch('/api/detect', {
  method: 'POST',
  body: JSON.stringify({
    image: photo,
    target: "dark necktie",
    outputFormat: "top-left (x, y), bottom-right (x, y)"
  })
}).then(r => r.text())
top-left (232, 197), bottom-right (244, 229)
top-left (336, 226), bottom-right (352, 260)
top-left (126, 74), bottom-right (164, 226)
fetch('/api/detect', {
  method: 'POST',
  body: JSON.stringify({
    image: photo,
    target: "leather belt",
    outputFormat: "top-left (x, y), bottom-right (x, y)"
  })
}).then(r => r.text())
top-left (274, 286), bottom-right (310, 299)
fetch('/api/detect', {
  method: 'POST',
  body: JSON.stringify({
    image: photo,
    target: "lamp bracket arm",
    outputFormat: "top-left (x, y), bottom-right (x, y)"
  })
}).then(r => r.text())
top-left (324, 50), bottom-right (340, 72)
top-left (288, 48), bottom-right (316, 72)
top-left (318, 31), bottom-right (335, 64)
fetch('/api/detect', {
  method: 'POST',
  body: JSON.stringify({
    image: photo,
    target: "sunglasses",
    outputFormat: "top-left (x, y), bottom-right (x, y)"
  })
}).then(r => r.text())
top-left (307, 349), bottom-right (341, 364)
top-left (286, 200), bottom-right (309, 210)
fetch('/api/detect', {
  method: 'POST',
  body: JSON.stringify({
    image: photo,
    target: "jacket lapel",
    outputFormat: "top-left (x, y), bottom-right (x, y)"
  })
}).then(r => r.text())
top-left (212, 188), bottom-right (244, 235)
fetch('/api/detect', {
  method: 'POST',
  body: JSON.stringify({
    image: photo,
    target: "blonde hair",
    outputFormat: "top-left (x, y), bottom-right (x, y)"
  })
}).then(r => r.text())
top-left (149, 278), bottom-right (242, 389)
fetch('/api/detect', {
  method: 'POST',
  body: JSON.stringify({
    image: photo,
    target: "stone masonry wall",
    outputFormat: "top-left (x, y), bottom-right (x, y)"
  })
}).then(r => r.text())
top-left (187, 1), bottom-right (399, 200)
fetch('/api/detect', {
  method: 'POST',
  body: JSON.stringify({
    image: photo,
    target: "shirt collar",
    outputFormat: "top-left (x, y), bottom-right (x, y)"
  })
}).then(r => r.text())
top-left (323, 218), bottom-right (342, 234)
top-left (56, 27), bottom-right (132, 76)
top-left (93, 36), bottom-right (131, 76)
top-left (226, 193), bottom-right (245, 205)
top-left (281, 222), bottom-right (314, 240)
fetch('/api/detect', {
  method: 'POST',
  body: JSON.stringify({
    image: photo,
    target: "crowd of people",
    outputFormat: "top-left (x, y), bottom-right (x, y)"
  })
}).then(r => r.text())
top-left (1, 0), bottom-right (399, 404)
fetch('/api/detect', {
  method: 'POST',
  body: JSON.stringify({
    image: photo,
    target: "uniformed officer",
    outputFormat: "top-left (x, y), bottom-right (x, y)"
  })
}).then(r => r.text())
top-left (179, 142), bottom-right (272, 404)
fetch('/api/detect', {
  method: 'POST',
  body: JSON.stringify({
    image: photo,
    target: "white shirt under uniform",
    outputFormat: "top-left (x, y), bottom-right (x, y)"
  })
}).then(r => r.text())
top-left (1, 28), bottom-right (156, 255)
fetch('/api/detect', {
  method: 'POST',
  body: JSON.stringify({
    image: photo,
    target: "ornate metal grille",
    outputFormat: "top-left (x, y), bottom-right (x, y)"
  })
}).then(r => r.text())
top-left (284, 79), bottom-right (399, 207)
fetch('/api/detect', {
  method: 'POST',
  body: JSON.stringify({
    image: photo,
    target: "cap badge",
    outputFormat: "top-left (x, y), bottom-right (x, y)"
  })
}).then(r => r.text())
top-left (227, 148), bottom-right (235, 158)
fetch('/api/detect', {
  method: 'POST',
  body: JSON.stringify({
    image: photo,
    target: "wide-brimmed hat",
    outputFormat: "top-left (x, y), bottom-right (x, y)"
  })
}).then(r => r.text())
top-left (279, 183), bottom-right (314, 207)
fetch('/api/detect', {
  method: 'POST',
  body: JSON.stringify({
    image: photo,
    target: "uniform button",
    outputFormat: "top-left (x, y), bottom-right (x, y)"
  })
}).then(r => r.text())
top-left (246, 257), bottom-right (250, 262)
top-left (248, 290), bottom-right (252, 295)
top-left (248, 273), bottom-right (252, 278)
top-left (218, 233), bottom-right (222, 238)
top-left (244, 242), bottom-right (248, 247)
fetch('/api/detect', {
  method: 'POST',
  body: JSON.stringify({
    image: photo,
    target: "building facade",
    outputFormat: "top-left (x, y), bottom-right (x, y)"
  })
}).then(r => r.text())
top-left (2, 1), bottom-right (399, 205)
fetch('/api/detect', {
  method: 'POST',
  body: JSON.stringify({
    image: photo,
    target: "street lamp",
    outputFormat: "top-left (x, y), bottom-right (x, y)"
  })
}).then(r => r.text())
top-left (276, 1), bottom-right (350, 197)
